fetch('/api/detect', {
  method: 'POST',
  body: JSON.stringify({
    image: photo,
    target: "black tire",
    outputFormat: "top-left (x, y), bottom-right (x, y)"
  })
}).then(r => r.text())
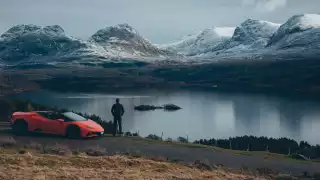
top-left (12, 120), bottom-right (28, 135)
top-left (66, 125), bottom-right (81, 139)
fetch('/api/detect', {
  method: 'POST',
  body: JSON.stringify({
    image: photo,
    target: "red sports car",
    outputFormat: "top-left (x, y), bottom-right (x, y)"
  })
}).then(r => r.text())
top-left (10, 111), bottom-right (104, 138)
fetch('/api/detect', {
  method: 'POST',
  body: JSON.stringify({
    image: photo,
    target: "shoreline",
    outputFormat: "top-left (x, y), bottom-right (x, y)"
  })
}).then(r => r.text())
top-left (3, 60), bottom-right (320, 101)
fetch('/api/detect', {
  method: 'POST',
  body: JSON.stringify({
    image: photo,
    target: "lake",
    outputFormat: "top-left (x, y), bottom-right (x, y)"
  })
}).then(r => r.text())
top-left (11, 89), bottom-right (320, 145)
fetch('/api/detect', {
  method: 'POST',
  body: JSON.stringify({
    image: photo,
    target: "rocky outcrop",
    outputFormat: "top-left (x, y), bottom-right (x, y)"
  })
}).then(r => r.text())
top-left (134, 104), bottom-right (181, 111)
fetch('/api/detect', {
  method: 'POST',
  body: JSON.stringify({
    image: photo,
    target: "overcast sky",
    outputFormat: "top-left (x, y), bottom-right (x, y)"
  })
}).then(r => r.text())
top-left (0, 0), bottom-right (319, 44)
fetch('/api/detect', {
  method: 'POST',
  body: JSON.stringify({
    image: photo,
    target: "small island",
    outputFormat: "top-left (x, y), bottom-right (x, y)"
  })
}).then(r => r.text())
top-left (134, 104), bottom-right (181, 111)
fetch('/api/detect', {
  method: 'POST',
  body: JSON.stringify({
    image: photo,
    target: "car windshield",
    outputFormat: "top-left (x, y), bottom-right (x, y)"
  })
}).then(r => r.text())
top-left (62, 112), bottom-right (87, 121)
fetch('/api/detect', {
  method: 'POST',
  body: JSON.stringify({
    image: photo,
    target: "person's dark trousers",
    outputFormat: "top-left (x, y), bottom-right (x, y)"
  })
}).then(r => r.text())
top-left (112, 116), bottom-right (122, 136)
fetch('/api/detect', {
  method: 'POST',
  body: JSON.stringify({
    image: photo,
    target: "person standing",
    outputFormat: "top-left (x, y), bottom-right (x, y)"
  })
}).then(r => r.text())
top-left (111, 98), bottom-right (125, 136)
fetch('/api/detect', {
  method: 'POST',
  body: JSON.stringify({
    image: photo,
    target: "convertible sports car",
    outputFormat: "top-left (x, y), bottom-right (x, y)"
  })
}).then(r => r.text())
top-left (10, 111), bottom-right (104, 138)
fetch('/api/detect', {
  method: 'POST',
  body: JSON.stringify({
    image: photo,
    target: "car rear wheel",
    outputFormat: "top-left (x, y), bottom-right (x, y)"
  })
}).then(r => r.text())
top-left (66, 125), bottom-right (81, 139)
top-left (12, 120), bottom-right (28, 135)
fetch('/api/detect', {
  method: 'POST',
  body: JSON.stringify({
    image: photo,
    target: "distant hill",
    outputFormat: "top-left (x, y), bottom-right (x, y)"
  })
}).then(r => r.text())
top-left (90, 23), bottom-right (177, 58)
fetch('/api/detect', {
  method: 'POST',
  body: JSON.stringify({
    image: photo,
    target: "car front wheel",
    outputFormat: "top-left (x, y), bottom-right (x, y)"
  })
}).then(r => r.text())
top-left (66, 125), bottom-right (81, 139)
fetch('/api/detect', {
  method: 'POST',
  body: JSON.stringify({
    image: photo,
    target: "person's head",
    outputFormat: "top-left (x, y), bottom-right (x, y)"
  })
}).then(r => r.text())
top-left (116, 98), bottom-right (120, 103)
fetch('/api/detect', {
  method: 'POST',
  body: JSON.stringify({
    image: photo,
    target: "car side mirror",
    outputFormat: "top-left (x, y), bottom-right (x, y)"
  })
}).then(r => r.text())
top-left (56, 119), bottom-right (64, 122)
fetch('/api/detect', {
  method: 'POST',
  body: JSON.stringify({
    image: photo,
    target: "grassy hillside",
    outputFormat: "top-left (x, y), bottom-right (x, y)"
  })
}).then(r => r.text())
top-left (0, 137), bottom-right (312, 180)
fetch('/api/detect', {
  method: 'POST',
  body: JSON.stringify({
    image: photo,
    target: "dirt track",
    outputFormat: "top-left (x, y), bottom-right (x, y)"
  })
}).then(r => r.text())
top-left (0, 131), bottom-right (320, 177)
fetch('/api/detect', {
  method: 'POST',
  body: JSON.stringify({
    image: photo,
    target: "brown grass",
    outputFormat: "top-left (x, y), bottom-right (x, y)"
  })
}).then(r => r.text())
top-left (0, 137), bottom-right (305, 179)
top-left (0, 148), bottom-right (275, 180)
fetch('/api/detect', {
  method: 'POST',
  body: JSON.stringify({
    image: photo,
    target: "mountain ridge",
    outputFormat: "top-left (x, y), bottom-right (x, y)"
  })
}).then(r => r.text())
top-left (1, 13), bottom-right (320, 66)
top-left (0, 23), bottom-right (178, 66)
top-left (161, 14), bottom-right (320, 59)
top-left (162, 19), bottom-right (281, 57)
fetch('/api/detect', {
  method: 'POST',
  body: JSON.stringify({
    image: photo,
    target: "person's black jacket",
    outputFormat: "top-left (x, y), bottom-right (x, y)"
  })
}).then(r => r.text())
top-left (111, 103), bottom-right (125, 117)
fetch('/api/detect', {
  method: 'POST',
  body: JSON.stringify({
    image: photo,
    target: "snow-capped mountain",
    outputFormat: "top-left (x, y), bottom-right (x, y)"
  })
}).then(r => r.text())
top-left (0, 24), bottom-right (109, 64)
top-left (159, 19), bottom-right (280, 57)
top-left (232, 19), bottom-right (280, 45)
top-left (89, 23), bottom-right (176, 58)
top-left (0, 23), bottom-right (179, 66)
top-left (158, 27), bottom-right (235, 56)
top-left (162, 14), bottom-right (320, 59)
top-left (267, 14), bottom-right (320, 50)
top-left (1, 14), bottom-right (320, 66)
top-left (196, 19), bottom-right (280, 57)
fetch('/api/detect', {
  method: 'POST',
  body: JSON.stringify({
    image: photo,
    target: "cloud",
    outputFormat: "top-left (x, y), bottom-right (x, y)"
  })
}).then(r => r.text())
top-left (242, 0), bottom-right (256, 6)
top-left (242, 0), bottom-right (287, 12)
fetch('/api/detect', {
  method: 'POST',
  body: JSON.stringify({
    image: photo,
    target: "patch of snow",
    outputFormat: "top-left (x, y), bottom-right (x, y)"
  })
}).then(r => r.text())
top-left (215, 27), bottom-right (237, 37)
top-left (289, 14), bottom-right (320, 30)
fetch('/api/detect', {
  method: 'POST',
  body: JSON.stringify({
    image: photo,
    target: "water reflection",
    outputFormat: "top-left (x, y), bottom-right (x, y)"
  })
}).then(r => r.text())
top-left (11, 90), bottom-right (320, 145)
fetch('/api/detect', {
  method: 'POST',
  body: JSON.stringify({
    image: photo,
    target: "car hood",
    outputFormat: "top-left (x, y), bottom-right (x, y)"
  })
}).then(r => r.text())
top-left (75, 120), bottom-right (104, 131)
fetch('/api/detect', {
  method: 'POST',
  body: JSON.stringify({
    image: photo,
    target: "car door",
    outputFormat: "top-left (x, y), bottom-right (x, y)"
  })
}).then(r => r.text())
top-left (44, 113), bottom-right (65, 135)
top-left (47, 119), bottom-right (65, 135)
top-left (29, 114), bottom-right (47, 132)
top-left (36, 112), bottom-right (64, 135)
